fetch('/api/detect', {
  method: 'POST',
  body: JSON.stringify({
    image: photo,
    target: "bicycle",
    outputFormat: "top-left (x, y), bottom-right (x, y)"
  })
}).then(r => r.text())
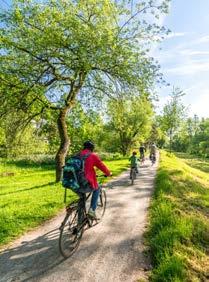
top-left (140, 154), bottom-right (145, 165)
top-left (130, 167), bottom-right (137, 185)
top-left (59, 177), bottom-right (107, 258)
top-left (150, 153), bottom-right (156, 165)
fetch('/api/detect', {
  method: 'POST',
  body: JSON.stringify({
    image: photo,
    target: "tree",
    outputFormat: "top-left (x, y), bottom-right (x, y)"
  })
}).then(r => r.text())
top-left (107, 93), bottom-right (153, 155)
top-left (160, 87), bottom-right (186, 152)
top-left (0, 0), bottom-right (170, 180)
top-left (66, 103), bottom-right (104, 154)
top-left (190, 118), bottom-right (209, 157)
top-left (149, 117), bottom-right (166, 148)
top-left (0, 111), bottom-right (49, 157)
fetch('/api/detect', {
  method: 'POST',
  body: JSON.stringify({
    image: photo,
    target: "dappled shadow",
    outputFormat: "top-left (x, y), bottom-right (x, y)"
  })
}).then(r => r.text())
top-left (0, 228), bottom-right (64, 282)
top-left (3, 159), bottom-right (55, 170)
top-left (177, 178), bottom-right (209, 217)
top-left (185, 161), bottom-right (209, 174)
top-left (174, 152), bottom-right (209, 174)
top-left (169, 169), bottom-right (183, 176)
top-left (0, 164), bottom-right (154, 281)
top-left (107, 176), bottom-right (129, 188)
top-left (0, 225), bottom-right (149, 282)
top-left (0, 182), bottom-right (56, 196)
top-left (156, 167), bottom-right (209, 219)
top-left (174, 152), bottom-right (194, 159)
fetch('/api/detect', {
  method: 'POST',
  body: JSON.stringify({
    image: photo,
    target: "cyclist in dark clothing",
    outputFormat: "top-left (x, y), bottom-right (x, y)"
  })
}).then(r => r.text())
top-left (139, 144), bottom-right (146, 161)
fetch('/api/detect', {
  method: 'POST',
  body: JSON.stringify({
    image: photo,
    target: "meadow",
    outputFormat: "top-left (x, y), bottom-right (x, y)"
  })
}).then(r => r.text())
top-left (0, 158), bottom-right (129, 247)
top-left (148, 151), bottom-right (209, 281)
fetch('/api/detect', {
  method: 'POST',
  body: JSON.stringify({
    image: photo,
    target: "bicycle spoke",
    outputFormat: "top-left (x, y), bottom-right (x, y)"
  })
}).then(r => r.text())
top-left (95, 189), bottom-right (106, 221)
top-left (59, 208), bottom-right (84, 258)
top-left (59, 188), bottom-right (107, 257)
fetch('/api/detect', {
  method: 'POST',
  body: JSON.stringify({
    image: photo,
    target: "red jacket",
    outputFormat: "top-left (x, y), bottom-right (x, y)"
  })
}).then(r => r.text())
top-left (80, 149), bottom-right (110, 190)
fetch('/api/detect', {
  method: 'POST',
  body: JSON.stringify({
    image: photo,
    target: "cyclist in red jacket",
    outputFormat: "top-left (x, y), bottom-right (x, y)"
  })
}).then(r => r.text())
top-left (79, 141), bottom-right (111, 218)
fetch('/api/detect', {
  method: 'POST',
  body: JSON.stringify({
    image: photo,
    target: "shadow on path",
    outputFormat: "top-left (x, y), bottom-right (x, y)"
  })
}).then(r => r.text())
top-left (0, 228), bottom-right (64, 282)
top-left (0, 161), bottom-right (156, 282)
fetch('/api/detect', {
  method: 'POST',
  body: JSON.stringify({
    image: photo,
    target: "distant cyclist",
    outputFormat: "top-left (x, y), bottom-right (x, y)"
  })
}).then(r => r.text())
top-left (129, 151), bottom-right (139, 177)
top-left (149, 143), bottom-right (157, 163)
top-left (139, 144), bottom-right (146, 162)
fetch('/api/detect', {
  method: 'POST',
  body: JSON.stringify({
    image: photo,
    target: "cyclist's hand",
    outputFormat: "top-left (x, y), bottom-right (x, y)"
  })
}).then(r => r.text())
top-left (104, 173), bottom-right (112, 177)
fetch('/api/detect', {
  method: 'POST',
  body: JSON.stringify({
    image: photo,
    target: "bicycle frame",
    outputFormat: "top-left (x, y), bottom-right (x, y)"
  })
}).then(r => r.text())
top-left (59, 182), bottom-right (107, 258)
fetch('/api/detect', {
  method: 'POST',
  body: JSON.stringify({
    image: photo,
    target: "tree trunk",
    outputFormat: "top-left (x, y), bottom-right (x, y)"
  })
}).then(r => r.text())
top-left (55, 108), bottom-right (70, 182)
top-left (120, 142), bottom-right (129, 156)
top-left (55, 72), bottom-right (86, 182)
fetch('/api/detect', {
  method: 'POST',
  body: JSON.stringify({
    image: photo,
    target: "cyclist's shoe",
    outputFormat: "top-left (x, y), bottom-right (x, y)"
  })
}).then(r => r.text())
top-left (72, 226), bottom-right (82, 238)
top-left (76, 230), bottom-right (82, 238)
top-left (88, 208), bottom-right (97, 219)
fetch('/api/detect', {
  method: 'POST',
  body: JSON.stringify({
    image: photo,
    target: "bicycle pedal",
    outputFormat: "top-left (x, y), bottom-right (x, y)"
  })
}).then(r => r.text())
top-left (72, 227), bottom-right (77, 235)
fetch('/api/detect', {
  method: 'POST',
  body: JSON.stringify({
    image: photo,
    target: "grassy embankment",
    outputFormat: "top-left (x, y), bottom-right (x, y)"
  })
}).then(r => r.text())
top-left (148, 151), bottom-right (209, 281)
top-left (0, 158), bottom-right (129, 247)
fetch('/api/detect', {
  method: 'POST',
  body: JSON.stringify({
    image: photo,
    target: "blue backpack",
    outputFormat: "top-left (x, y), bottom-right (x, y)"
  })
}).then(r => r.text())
top-left (62, 153), bottom-right (91, 192)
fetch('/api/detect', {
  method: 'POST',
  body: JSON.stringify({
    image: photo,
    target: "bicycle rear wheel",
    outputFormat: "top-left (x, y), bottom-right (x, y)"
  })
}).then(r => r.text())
top-left (59, 207), bottom-right (84, 258)
top-left (131, 169), bottom-right (136, 185)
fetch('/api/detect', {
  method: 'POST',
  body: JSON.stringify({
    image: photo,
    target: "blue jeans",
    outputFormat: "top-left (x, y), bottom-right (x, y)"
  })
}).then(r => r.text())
top-left (77, 186), bottom-right (100, 211)
top-left (90, 187), bottom-right (100, 211)
top-left (77, 187), bottom-right (100, 225)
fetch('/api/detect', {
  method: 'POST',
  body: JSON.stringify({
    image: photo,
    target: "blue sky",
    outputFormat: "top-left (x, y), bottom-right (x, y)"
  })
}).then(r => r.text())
top-left (154, 0), bottom-right (209, 118)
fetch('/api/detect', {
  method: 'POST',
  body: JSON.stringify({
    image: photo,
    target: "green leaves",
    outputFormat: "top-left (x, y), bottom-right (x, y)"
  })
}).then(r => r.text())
top-left (107, 91), bottom-right (154, 155)
top-left (0, 0), bottom-right (168, 111)
top-left (160, 87), bottom-right (186, 138)
top-left (0, 0), bottom-right (170, 164)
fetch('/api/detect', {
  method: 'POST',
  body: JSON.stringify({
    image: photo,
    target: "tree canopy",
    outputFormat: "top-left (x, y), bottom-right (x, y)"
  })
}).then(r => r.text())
top-left (0, 0), bottom-right (170, 180)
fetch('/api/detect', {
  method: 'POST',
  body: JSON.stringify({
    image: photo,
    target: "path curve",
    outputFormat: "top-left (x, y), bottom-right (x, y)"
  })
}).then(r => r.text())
top-left (0, 159), bottom-right (157, 282)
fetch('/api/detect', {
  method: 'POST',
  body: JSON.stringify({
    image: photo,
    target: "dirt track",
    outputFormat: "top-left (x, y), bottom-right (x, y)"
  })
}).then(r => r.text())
top-left (0, 159), bottom-right (157, 282)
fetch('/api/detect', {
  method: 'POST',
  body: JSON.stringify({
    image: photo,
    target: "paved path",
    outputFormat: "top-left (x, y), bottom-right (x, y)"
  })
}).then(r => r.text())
top-left (0, 159), bottom-right (157, 282)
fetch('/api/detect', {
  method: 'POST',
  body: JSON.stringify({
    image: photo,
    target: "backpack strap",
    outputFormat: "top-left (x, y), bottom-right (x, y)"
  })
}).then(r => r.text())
top-left (80, 152), bottom-right (91, 160)
top-left (80, 152), bottom-right (91, 172)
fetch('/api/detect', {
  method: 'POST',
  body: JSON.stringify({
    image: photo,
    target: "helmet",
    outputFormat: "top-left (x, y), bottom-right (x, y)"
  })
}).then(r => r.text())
top-left (83, 140), bottom-right (95, 151)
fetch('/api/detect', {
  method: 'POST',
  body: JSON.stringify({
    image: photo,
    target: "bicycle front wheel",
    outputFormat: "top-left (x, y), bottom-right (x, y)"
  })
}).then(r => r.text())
top-left (59, 207), bottom-right (84, 258)
top-left (96, 188), bottom-right (107, 221)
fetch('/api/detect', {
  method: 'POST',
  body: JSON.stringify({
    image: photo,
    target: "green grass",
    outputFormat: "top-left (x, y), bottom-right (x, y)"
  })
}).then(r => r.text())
top-left (175, 152), bottom-right (209, 174)
top-left (147, 151), bottom-right (209, 282)
top-left (0, 158), bottom-right (129, 247)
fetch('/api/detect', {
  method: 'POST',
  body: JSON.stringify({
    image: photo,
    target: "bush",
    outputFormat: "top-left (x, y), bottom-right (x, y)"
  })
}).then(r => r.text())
top-left (99, 152), bottom-right (124, 161)
top-left (1, 154), bottom-right (55, 169)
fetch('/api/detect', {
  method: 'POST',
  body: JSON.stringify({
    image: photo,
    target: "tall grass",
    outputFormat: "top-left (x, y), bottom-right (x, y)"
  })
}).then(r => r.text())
top-left (147, 151), bottom-right (209, 281)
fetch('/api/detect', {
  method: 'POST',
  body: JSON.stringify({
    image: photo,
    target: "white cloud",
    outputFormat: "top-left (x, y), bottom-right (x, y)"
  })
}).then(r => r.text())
top-left (183, 86), bottom-right (196, 93)
top-left (165, 32), bottom-right (186, 39)
top-left (179, 49), bottom-right (209, 56)
top-left (155, 93), bottom-right (171, 114)
top-left (155, 46), bottom-right (209, 64)
top-left (166, 60), bottom-right (209, 75)
top-left (154, 33), bottom-right (209, 65)
top-left (195, 35), bottom-right (209, 44)
top-left (187, 89), bottom-right (209, 118)
top-left (157, 85), bottom-right (209, 118)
